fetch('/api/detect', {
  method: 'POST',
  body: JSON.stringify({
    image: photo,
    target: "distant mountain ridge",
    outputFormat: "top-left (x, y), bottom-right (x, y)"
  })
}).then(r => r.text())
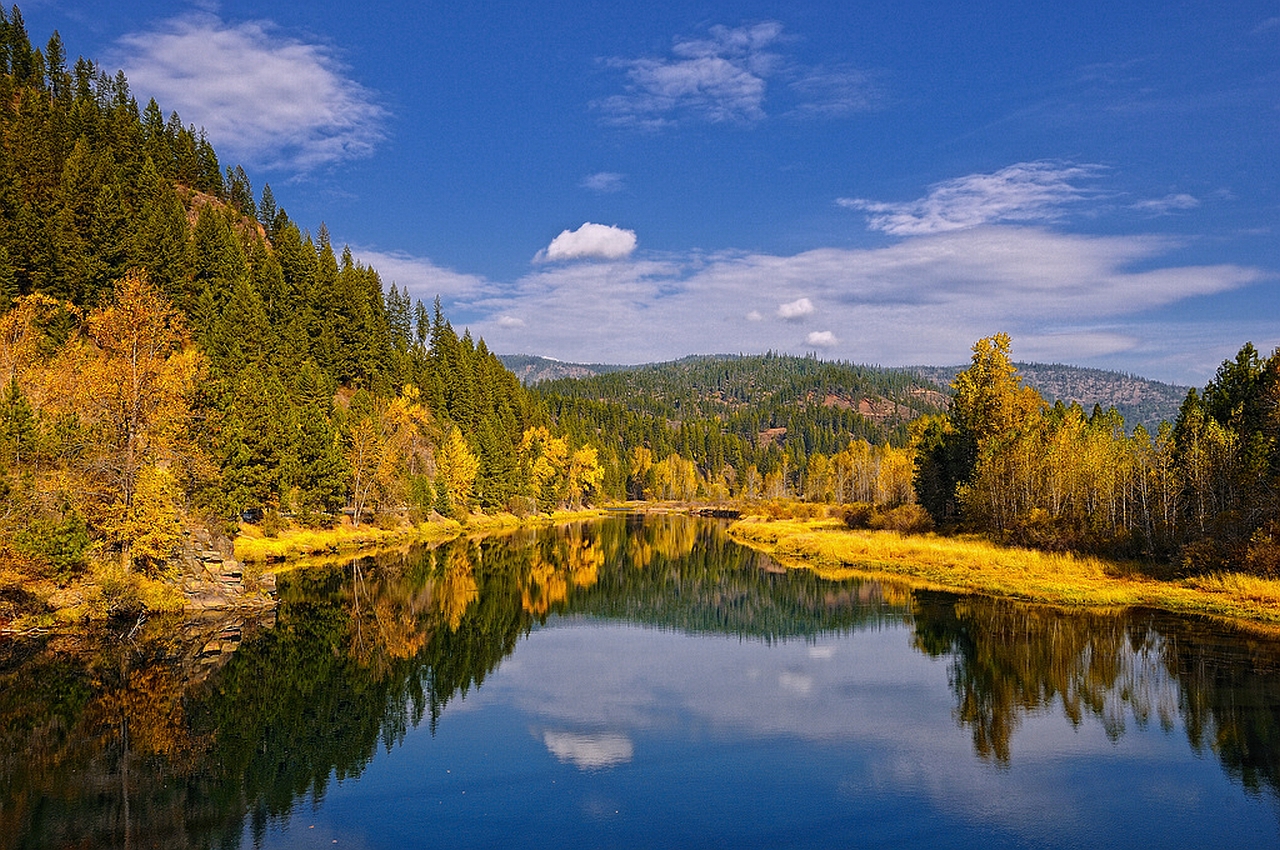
top-left (498, 354), bottom-right (629, 384)
top-left (501, 354), bottom-right (1191, 432)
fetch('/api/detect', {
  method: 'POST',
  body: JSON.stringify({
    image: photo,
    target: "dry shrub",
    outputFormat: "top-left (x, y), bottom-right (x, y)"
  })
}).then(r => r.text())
top-left (869, 504), bottom-right (934, 533)
top-left (842, 503), bottom-right (875, 529)
top-left (1245, 525), bottom-right (1280, 577)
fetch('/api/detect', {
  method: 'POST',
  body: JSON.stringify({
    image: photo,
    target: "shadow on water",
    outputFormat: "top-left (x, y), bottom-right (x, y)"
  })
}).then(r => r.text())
top-left (3, 515), bottom-right (1280, 847)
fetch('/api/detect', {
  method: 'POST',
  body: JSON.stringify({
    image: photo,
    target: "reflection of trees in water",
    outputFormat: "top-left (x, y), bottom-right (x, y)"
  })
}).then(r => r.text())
top-left (6, 518), bottom-right (1280, 847)
top-left (913, 592), bottom-right (1280, 796)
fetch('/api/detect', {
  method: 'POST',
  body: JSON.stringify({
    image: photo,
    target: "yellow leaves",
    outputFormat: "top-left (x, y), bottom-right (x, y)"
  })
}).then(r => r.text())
top-left (124, 465), bottom-right (185, 573)
top-left (649, 453), bottom-right (699, 501)
top-left (346, 386), bottom-right (433, 523)
top-left (435, 426), bottom-right (479, 514)
top-left (568, 445), bottom-right (604, 506)
top-left (519, 426), bottom-right (603, 510)
top-left (0, 292), bottom-right (78, 392)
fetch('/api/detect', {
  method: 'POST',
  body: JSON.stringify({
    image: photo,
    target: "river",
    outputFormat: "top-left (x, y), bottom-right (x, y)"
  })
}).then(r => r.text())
top-left (2, 515), bottom-right (1278, 848)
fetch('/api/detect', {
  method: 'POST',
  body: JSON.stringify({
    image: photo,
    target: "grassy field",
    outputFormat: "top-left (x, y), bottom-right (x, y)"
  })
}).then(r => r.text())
top-left (728, 517), bottom-right (1280, 630)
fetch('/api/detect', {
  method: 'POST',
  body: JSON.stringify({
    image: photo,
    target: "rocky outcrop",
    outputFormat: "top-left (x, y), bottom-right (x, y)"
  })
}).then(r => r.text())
top-left (179, 523), bottom-right (276, 611)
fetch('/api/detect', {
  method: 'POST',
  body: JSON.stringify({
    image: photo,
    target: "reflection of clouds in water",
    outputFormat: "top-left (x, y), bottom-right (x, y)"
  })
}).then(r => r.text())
top-left (778, 671), bottom-right (814, 696)
top-left (808, 645), bottom-right (836, 660)
top-left (543, 731), bottom-right (634, 770)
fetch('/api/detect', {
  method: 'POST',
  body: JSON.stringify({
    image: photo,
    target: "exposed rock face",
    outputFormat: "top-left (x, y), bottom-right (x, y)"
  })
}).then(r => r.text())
top-left (179, 523), bottom-right (276, 611)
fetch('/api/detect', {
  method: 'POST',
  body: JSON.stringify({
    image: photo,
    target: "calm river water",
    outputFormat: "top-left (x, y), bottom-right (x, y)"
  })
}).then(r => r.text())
top-left (3, 516), bottom-right (1279, 848)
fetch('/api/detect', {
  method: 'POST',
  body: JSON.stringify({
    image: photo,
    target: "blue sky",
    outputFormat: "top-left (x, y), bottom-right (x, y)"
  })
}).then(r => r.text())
top-left (27, 1), bottom-right (1280, 384)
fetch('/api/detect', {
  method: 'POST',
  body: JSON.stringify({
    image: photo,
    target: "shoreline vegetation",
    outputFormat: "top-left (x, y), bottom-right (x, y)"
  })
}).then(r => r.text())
top-left (8, 503), bottom-right (1280, 637)
top-left (727, 515), bottom-right (1280, 633)
top-left (232, 507), bottom-right (610, 565)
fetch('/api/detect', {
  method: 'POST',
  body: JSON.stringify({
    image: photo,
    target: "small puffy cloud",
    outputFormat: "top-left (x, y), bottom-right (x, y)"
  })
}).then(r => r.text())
top-left (778, 297), bottom-right (815, 319)
top-left (746, 310), bottom-right (764, 321)
top-left (1131, 193), bottom-right (1200, 214)
top-left (806, 331), bottom-right (838, 347)
top-left (535, 222), bottom-right (637, 263)
top-left (114, 13), bottom-right (386, 173)
top-left (839, 161), bottom-right (1101, 236)
top-left (497, 315), bottom-right (526, 328)
top-left (582, 172), bottom-right (626, 193)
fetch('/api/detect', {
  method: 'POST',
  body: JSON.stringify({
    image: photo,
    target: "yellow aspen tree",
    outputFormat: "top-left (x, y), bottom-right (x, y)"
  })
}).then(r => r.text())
top-left (567, 444), bottom-right (604, 507)
top-left (519, 425), bottom-right (570, 510)
top-left (81, 273), bottom-right (197, 511)
top-left (114, 464), bottom-right (184, 576)
top-left (436, 426), bottom-right (480, 514)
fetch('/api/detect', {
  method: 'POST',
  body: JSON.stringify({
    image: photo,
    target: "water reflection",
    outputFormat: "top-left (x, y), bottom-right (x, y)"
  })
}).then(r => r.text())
top-left (2, 516), bottom-right (1279, 848)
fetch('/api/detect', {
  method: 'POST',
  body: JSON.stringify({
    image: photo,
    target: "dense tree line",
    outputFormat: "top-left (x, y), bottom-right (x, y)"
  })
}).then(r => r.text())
top-left (535, 353), bottom-right (942, 503)
top-left (915, 334), bottom-right (1280, 573)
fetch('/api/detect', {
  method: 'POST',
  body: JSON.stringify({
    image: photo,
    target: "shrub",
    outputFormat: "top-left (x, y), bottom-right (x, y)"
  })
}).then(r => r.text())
top-left (868, 504), bottom-right (934, 534)
top-left (842, 503), bottom-right (875, 529)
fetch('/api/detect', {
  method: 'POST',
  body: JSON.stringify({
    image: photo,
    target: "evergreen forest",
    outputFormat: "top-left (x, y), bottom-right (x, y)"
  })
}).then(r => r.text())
top-left (0, 6), bottom-right (1277, 628)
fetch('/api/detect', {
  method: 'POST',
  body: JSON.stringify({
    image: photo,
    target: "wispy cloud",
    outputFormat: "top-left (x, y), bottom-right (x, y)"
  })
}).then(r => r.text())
top-left (1130, 193), bottom-right (1200, 214)
top-left (535, 222), bottom-right (638, 263)
top-left (463, 225), bottom-right (1264, 381)
top-left (838, 161), bottom-right (1102, 235)
top-left (114, 13), bottom-right (387, 173)
top-left (350, 247), bottom-right (488, 303)
top-left (597, 22), bottom-right (876, 128)
top-left (789, 64), bottom-right (881, 117)
top-left (581, 172), bottom-right (626, 193)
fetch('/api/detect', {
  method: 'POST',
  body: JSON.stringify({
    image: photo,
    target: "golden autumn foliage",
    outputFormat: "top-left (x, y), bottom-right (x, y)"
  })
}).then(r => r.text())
top-left (345, 386), bottom-right (433, 525)
top-left (435, 426), bottom-right (480, 515)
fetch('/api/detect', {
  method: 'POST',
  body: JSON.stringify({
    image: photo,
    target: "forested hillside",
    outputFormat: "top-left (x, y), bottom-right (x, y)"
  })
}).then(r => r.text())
top-left (0, 7), bottom-right (610, 616)
top-left (533, 353), bottom-right (945, 504)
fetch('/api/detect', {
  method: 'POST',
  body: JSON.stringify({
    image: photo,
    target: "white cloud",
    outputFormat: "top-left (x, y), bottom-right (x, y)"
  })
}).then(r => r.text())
top-left (807, 331), bottom-right (838, 347)
top-left (838, 161), bottom-right (1102, 235)
top-left (350, 247), bottom-right (488, 302)
top-left (778, 297), bottom-right (815, 319)
top-left (535, 222), bottom-right (638, 263)
top-left (746, 310), bottom-right (764, 321)
top-left (581, 172), bottom-right (626, 193)
top-left (497, 315), bottom-right (526, 328)
top-left (599, 22), bottom-right (780, 127)
top-left (1131, 193), bottom-right (1200, 214)
top-left (465, 224), bottom-right (1264, 383)
top-left (597, 22), bottom-right (876, 128)
top-left (114, 13), bottom-right (386, 173)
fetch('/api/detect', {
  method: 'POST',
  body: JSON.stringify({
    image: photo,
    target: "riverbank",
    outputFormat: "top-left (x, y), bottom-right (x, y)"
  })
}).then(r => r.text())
top-left (0, 509), bottom-right (612, 636)
top-left (728, 517), bottom-right (1280, 630)
top-left (232, 508), bottom-right (610, 564)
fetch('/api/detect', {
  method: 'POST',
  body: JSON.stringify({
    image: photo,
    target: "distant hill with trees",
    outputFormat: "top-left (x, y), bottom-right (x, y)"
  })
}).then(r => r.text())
top-left (913, 363), bottom-right (1189, 432)
top-left (506, 355), bottom-right (1190, 434)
